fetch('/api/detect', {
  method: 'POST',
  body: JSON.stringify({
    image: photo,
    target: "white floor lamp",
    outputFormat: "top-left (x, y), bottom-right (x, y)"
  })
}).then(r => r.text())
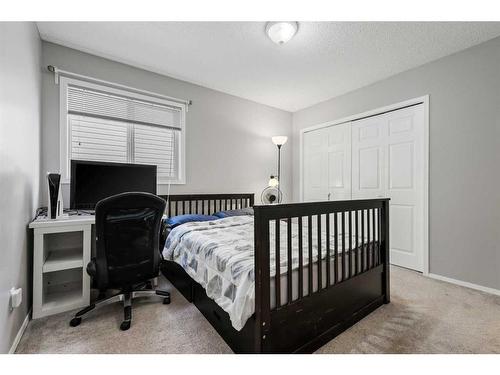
top-left (270, 135), bottom-right (287, 203)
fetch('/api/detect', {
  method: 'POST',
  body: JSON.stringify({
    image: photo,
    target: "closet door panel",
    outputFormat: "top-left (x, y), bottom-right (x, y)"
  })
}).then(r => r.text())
top-left (389, 142), bottom-right (414, 189)
top-left (359, 147), bottom-right (381, 189)
top-left (327, 123), bottom-right (351, 200)
top-left (303, 128), bottom-right (328, 201)
top-left (351, 117), bottom-right (386, 199)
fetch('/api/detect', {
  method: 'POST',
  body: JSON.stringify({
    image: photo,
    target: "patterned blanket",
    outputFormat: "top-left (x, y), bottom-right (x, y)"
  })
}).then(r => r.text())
top-left (163, 216), bottom-right (363, 331)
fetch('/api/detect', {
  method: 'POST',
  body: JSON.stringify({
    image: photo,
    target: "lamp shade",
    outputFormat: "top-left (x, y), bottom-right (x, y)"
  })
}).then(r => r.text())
top-left (271, 136), bottom-right (288, 146)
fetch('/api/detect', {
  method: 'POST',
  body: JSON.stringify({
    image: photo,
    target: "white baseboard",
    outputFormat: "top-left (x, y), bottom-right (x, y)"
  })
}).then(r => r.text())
top-left (428, 273), bottom-right (500, 297)
top-left (8, 310), bottom-right (31, 354)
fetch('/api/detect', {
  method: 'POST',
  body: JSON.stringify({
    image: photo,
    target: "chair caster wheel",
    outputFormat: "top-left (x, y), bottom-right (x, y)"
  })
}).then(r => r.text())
top-left (70, 317), bottom-right (82, 327)
top-left (163, 296), bottom-right (170, 305)
top-left (120, 321), bottom-right (131, 331)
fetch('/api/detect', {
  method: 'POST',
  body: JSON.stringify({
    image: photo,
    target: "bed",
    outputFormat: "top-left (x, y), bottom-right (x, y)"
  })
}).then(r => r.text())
top-left (159, 193), bottom-right (390, 353)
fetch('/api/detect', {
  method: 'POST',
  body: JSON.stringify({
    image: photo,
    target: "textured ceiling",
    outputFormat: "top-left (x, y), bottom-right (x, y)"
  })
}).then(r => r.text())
top-left (37, 22), bottom-right (500, 112)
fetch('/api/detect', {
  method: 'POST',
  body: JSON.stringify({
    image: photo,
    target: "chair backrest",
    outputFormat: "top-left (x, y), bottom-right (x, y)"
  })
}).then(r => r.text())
top-left (94, 192), bottom-right (166, 290)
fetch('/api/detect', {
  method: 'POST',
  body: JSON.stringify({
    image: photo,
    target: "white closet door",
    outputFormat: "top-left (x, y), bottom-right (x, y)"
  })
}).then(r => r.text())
top-left (351, 116), bottom-right (386, 199)
top-left (351, 104), bottom-right (425, 272)
top-left (385, 105), bottom-right (425, 272)
top-left (303, 127), bottom-right (328, 201)
top-left (327, 123), bottom-right (351, 200)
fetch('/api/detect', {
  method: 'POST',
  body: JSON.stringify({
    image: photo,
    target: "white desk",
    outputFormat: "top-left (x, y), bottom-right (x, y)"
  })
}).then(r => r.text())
top-left (29, 213), bottom-right (165, 319)
top-left (29, 215), bottom-right (95, 228)
top-left (29, 215), bottom-right (95, 319)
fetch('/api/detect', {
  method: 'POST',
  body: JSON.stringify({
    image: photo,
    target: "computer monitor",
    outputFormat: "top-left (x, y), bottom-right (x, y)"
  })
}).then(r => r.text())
top-left (70, 160), bottom-right (157, 209)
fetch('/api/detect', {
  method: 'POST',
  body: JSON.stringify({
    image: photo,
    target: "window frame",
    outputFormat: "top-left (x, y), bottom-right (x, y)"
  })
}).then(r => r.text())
top-left (59, 76), bottom-right (186, 185)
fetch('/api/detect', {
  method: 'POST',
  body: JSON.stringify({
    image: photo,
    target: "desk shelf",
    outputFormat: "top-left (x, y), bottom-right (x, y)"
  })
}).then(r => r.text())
top-left (43, 248), bottom-right (84, 273)
top-left (42, 270), bottom-right (84, 315)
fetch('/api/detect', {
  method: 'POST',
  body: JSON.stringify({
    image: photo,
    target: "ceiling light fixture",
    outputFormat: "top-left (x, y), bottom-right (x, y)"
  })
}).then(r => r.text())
top-left (265, 22), bottom-right (298, 45)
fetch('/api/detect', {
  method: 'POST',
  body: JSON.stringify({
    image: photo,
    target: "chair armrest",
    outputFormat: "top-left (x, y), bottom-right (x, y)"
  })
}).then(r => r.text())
top-left (159, 219), bottom-right (169, 250)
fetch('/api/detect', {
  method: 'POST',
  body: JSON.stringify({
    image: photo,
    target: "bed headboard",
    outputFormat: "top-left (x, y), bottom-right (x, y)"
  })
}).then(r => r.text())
top-left (157, 193), bottom-right (254, 217)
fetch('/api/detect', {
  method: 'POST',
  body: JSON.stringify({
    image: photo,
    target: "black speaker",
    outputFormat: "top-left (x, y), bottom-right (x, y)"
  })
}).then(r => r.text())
top-left (47, 173), bottom-right (63, 219)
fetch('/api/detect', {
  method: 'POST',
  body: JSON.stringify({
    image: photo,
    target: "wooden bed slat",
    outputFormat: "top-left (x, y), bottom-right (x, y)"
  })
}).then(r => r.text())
top-left (341, 211), bottom-right (346, 281)
top-left (372, 209), bottom-right (378, 267)
top-left (287, 218), bottom-right (293, 304)
top-left (355, 210), bottom-right (359, 275)
top-left (361, 209), bottom-right (366, 271)
top-left (334, 213), bottom-right (338, 284)
top-left (298, 216), bottom-right (304, 299)
top-left (317, 214), bottom-right (322, 290)
top-left (326, 213), bottom-right (331, 286)
top-left (275, 219), bottom-right (281, 308)
top-left (308, 215), bottom-right (313, 295)
top-left (348, 211), bottom-right (352, 279)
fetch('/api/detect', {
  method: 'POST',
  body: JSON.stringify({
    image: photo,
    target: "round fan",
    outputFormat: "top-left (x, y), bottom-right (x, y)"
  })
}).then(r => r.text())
top-left (261, 186), bottom-right (283, 204)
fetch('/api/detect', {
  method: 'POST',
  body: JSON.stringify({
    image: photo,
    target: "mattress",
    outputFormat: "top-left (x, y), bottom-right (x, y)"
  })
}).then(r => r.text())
top-left (162, 215), bottom-right (376, 331)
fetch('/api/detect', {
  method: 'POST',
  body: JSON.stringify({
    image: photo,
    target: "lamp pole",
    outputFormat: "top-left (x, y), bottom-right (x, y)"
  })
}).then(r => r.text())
top-left (277, 144), bottom-right (282, 185)
top-left (276, 144), bottom-right (283, 203)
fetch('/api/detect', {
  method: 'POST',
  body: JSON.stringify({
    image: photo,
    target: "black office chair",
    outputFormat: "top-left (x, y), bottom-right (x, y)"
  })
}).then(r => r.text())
top-left (70, 192), bottom-right (170, 331)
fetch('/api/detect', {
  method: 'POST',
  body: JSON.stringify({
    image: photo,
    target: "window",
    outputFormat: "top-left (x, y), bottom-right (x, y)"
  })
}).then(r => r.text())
top-left (59, 77), bottom-right (185, 184)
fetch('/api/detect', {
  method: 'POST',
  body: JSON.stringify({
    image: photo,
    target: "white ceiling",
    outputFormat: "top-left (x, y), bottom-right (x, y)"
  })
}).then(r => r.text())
top-left (37, 22), bottom-right (500, 112)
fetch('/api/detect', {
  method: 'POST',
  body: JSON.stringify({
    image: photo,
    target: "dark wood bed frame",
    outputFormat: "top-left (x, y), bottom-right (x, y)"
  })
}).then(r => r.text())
top-left (158, 193), bottom-right (390, 353)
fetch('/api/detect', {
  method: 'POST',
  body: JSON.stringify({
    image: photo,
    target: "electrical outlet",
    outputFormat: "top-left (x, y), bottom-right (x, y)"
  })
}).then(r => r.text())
top-left (10, 287), bottom-right (22, 309)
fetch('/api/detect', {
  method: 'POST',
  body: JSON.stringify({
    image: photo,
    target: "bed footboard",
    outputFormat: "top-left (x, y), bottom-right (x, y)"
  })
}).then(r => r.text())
top-left (253, 199), bottom-right (390, 353)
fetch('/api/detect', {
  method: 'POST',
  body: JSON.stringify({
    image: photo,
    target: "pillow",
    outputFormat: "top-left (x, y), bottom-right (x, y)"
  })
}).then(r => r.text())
top-left (165, 214), bottom-right (219, 229)
top-left (213, 208), bottom-right (254, 218)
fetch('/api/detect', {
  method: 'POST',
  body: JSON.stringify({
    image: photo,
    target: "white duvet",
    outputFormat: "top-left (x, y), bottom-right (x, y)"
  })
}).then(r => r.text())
top-left (162, 216), bottom-right (367, 331)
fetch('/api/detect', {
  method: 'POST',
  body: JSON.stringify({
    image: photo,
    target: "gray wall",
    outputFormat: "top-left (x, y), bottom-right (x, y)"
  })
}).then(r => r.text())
top-left (0, 22), bottom-right (42, 353)
top-left (292, 37), bottom-right (500, 291)
top-left (41, 42), bottom-right (293, 206)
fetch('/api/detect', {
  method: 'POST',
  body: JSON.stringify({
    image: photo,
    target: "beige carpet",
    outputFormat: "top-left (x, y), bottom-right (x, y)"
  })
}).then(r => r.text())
top-left (16, 266), bottom-right (500, 354)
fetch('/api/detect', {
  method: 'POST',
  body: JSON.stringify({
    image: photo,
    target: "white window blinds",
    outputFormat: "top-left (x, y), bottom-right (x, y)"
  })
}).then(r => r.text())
top-left (64, 83), bottom-right (184, 183)
top-left (68, 86), bottom-right (182, 130)
top-left (70, 116), bottom-right (128, 163)
top-left (133, 124), bottom-right (177, 180)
